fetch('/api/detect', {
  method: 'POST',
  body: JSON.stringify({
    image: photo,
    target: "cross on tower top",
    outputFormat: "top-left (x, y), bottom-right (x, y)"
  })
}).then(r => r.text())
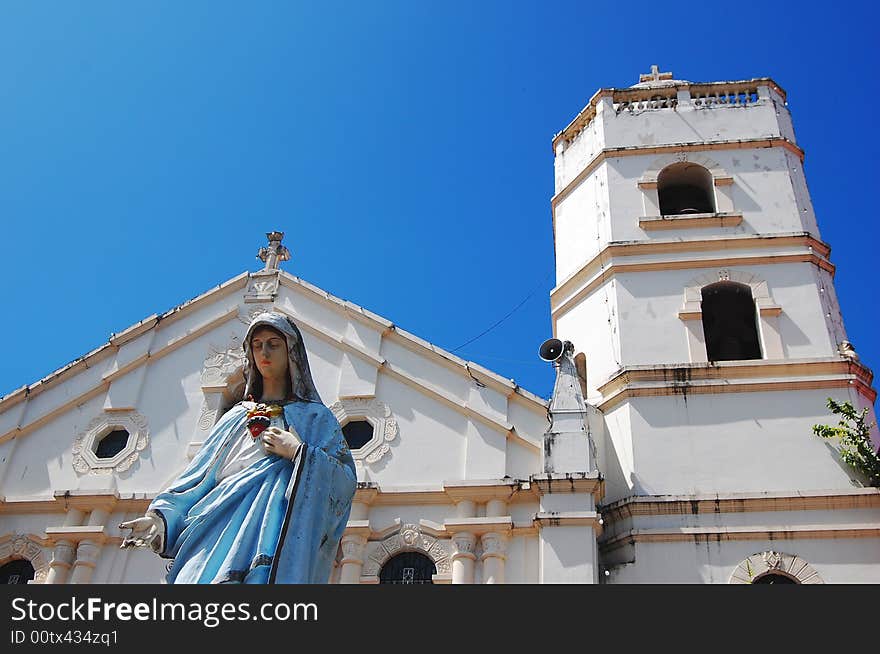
top-left (257, 231), bottom-right (291, 271)
top-left (639, 65), bottom-right (674, 84)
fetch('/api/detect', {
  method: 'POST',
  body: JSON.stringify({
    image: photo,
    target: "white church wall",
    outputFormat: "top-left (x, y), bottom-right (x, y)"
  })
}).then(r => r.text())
top-left (785, 150), bottom-right (821, 237)
top-left (2, 392), bottom-right (105, 498)
top-left (379, 339), bottom-right (468, 405)
top-left (554, 283), bottom-right (620, 398)
top-left (603, 148), bottom-right (814, 243)
top-left (554, 117), bottom-right (603, 191)
top-left (369, 375), bottom-right (469, 485)
top-left (462, 421), bottom-right (507, 480)
top-left (503, 535), bottom-right (538, 583)
top-left (553, 165), bottom-right (609, 282)
top-left (624, 389), bottom-right (868, 496)
top-left (601, 97), bottom-right (785, 151)
top-left (598, 403), bottom-right (635, 503)
top-left (612, 263), bottom-right (838, 367)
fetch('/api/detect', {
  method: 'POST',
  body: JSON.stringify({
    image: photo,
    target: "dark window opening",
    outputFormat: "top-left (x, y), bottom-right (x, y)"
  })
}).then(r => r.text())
top-left (658, 163), bottom-right (715, 215)
top-left (701, 282), bottom-right (762, 362)
top-left (94, 429), bottom-right (130, 459)
top-left (753, 572), bottom-right (798, 584)
top-left (342, 420), bottom-right (373, 450)
top-left (0, 559), bottom-right (35, 585)
top-left (379, 552), bottom-right (436, 584)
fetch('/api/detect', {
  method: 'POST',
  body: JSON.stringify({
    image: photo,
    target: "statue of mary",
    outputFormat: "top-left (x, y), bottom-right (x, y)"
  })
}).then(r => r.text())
top-left (120, 312), bottom-right (357, 584)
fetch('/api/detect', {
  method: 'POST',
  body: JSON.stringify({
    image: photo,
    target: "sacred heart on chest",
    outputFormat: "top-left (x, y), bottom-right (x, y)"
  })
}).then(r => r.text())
top-left (245, 403), bottom-right (283, 439)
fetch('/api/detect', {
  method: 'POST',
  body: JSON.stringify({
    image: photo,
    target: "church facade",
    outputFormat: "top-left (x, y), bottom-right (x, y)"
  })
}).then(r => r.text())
top-left (1, 68), bottom-right (877, 584)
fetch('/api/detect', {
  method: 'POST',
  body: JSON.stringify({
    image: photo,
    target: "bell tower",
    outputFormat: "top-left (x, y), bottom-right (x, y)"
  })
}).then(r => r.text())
top-left (550, 67), bottom-right (880, 582)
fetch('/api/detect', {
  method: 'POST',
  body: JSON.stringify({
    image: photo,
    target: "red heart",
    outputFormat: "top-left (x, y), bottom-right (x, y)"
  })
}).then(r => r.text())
top-left (248, 422), bottom-right (267, 438)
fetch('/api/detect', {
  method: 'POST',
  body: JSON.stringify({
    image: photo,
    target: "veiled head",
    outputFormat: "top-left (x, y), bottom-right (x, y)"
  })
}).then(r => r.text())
top-left (242, 312), bottom-right (322, 404)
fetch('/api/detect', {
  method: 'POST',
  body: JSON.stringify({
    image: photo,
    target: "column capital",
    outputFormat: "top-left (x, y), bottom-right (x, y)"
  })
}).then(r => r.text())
top-left (480, 532), bottom-right (509, 561)
top-left (49, 541), bottom-right (76, 569)
top-left (74, 540), bottom-right (101, 569)
top-left (451, 532), bottom-right (477, 561)
top-left (340, 535), bottom-right (368, 566)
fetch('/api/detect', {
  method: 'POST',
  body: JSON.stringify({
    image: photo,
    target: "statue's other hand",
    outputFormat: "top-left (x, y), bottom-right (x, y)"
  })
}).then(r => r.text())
top-left (262, 426), bottom-right (302, 460)
top-left (119, 514), bottom-right (164, 553)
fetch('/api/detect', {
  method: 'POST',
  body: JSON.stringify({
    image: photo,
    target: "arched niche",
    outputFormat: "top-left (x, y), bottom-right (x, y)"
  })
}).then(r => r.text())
top-left (679, 270), bottom-right (784, 362)
top-left (638, 153), bottom-right (736, 222)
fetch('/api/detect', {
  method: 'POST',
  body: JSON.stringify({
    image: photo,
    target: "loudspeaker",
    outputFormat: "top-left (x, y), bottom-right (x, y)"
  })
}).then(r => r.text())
top-left (539, 338), bottom-right (565, 362)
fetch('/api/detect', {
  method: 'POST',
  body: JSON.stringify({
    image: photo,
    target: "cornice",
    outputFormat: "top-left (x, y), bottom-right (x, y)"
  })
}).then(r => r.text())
top-left (0, 272), bottom-right (250, 413)
top-left (551, 232), bottom-right (831, 321)
top-left (43, 525), bottom-right (120, 546)
top-left (529, 472), bottom-right (604, 500)
top-left (0, 493), bottom-right (152, 515)
top-left (552, 137), bottom-right (802, 211)
top-left (0, 306), bottom-right (241, 446)
top-left (600, 523), bottom-right (880, 553)
top-left (444, 516), bottom-right (513, 535)
top-left (601, 488), bottom-right (880, 523)
top-left (553, 77), bottom-right (787, 151)
top-left (594, 357), bottom-right (876, 411)
top-left (533, 511), bottom-right (603, 534)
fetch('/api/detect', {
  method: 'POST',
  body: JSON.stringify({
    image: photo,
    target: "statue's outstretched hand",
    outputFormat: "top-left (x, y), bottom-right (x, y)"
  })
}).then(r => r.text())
top-left (119, 513), bottom-right (164, 553)
top-left (262, 425), bottom-right (302, 460)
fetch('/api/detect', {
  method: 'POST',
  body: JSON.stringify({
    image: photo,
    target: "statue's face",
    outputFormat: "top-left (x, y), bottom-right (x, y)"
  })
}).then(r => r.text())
top-left (250, 327), bottom-right (289, 382)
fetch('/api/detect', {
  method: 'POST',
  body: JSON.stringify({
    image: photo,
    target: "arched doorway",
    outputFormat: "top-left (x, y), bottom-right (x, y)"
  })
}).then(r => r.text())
top-left (379, 552), bottom-right (436, 584)
top-left (0, 559), bottom-right (35, 585)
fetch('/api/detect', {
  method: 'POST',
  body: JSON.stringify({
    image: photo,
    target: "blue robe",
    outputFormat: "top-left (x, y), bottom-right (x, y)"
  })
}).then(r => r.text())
top-left (148, 401), bottom-right (356, 584)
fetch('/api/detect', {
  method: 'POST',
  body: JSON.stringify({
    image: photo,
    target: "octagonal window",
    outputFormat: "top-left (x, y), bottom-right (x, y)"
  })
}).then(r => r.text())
top-left (94, 429), bottom-right (130, 459)
top-left (342, 420), bottom-right (373, 450)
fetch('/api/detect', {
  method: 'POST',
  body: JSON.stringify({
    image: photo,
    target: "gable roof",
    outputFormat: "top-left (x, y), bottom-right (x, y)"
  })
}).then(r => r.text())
top-left (0, 269), bottom-right (548, 439)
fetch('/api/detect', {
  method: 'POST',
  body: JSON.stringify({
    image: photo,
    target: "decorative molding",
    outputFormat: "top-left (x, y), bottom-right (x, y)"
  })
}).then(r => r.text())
top-left (0, 495), bottom-right (151, 516)
top-left (198, 405), bottom-right (218, 431)
top-left (0, 273), bottom-right (249, 413)
top-left (595, 358), bottom-right (876, 411)
top-left (200, 335), bottom-right (246, 387)
top-left (244, 271), bottom-right (281, 303)
top-left (339, 534), bottom-right (368, 565)
top-left (328, 398), bottom-right (399, 466)
top-left (680, 269), bottom-right (779, 314)
top-left (444, 517), bottom-right (513, 536)
top-left (601, 523), bottom-right (880, 553)
top-left (640, 152), bottom-right (728, 182)
top-left (238, 305), bottom-right (275, 327)
top-left (44, 526), bottom-right (119, 546)
top-left (480, 532), bottom-right (509, 560)
top-left (550, 233), bottom-right (832, 322)
top-left (361, 523), bottom-right (451, 580)
top-left (0, 534), bottom-right (49, 583)
top-left (729, 551), bottom-right (823, 584)
top-left (450, 533), bottom-right (477, 560)
top-left (552, 137), bottom-right (802, 210)
top-left (72, 410), bottom-right (149, 476)
top-left (601, 488), bottom-right (880, 523)
top-left (552, 79), bottom-right (786, 152)
top-left (1, 307), bottom-right (240, 447)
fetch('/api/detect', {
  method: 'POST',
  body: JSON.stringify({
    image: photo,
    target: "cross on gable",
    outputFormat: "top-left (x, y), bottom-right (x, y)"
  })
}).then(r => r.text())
top-left (639, 65), bottom-right (674, 84)
top-left (257, 231), bottom-right (291, 271)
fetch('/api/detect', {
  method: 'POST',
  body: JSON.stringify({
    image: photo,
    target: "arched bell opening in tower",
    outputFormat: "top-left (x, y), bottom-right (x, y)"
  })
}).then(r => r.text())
top-left (658, 162), bottom-right (716, 215)
top-left (701, 281), bottom-right (762, 362)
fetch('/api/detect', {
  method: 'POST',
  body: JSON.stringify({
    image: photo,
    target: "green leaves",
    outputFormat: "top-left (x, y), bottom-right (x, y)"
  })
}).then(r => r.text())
top-left (813, 398), bottom-right (880, 487)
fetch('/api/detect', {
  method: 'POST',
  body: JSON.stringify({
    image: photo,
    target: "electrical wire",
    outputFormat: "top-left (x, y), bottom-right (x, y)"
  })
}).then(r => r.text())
top-left (449, 269), bottom-right (554, 353)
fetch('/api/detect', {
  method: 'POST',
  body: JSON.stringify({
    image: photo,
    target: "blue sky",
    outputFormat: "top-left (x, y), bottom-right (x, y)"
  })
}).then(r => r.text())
top-left (1, 1), bottom-right (877, 401)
